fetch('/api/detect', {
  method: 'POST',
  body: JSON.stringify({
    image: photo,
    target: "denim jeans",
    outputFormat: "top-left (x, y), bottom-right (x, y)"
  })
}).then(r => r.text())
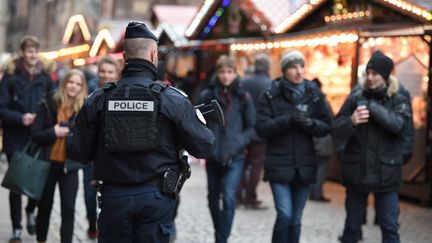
top-left (341, 186), bottom-right (400, 243)
top-left (206, 158), bottom-right (244, 243)
top-left (83, 164), bottom-right (98, 231)
top-left (270, 174), bottom-right (310, 243)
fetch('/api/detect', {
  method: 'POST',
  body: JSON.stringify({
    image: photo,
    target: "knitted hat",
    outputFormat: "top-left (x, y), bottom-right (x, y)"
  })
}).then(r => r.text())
top-left (125, 22), bottom-right (158, 42)
top-left (366, 51), bottom-right (394, 81)
top-left (280, 50), bottom-right (305, 72)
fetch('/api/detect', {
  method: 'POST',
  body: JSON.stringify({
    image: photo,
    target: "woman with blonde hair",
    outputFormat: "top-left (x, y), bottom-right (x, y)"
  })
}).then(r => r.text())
top-left (31, 69), bottom-right (88, 243)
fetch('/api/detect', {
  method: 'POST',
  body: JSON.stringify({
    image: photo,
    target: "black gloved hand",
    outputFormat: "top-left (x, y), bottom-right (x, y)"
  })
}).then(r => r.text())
top-left (291, 110), bottom-right (314, 128)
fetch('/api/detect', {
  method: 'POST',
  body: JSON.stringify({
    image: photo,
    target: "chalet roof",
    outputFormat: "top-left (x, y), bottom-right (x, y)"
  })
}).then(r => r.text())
top-left (185, 0), bottom-right (432, 39)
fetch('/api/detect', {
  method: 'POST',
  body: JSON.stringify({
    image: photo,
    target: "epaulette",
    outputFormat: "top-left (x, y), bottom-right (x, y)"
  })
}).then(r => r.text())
top-left (150, 80), bottom-right (168, 94)
top-left (169, 86), bottom-right (188, 97)
top-left (102, 82), bottom-right (117, 91)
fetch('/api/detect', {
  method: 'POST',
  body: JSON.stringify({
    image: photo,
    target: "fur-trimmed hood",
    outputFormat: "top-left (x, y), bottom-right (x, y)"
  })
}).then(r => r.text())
top-left (3, 55), bottom-right (56, 75)
top-left (358, 75), bottom-right (399, 97)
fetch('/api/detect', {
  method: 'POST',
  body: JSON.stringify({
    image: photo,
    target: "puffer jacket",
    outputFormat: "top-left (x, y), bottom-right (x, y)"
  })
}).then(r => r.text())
top-left (0, 56), bottom-right (55, 154)
top-left (255, 78), bottom-right (332, 184)
top-left (197, 77), bottom-right (256, 165)
top-left (333, 77), bottom-right (410, 192)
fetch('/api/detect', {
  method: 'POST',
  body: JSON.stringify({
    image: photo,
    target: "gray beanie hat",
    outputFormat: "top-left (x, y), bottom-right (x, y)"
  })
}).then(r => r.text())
top-left (280, 50), bottom-right (305, 72)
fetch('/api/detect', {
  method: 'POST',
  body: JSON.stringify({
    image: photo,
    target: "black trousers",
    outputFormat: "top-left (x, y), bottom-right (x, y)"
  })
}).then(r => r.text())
top-left (36, 163), bottom-right (78, 243)
top-left (6, 153), bottom-right (38, 230)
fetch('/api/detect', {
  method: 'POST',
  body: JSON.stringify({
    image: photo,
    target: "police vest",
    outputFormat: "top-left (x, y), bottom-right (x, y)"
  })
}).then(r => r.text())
top-left (103, 81), bottom-right (168, 152)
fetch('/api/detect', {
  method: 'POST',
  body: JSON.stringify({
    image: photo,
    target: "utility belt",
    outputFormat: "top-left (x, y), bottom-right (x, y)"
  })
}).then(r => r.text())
top-left (96, 157), bottom-right (191, 208)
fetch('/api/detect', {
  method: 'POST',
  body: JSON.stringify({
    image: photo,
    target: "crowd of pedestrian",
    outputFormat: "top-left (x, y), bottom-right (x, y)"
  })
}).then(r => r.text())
top-left (0, 29), bottom-right (414, 243)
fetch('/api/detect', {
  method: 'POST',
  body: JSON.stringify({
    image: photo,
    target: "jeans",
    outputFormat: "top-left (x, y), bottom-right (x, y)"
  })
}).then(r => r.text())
top-left (341, 186), bottom-right (400, 243)
top-left (98, 184), bottom-right (176, 243)
top-left (36, 163), bottom-right (79, 243)
top-left (83, 164), bottom-right (98, 231)
top-left (206, 158), bottom-right (244, 243)
top-left (270, 174), bottom-right (310, 243)
top-left (6, 153), bottom-right (38, 230)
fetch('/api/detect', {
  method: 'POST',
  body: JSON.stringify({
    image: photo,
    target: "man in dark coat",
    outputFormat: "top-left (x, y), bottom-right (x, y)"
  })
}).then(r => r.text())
top-left (198, 55), bottom-right (256, 243)
top-left (237, 53), bottom-right (272, 209)
top-left (0, 35), bottom-right (55, 242)
top-left (333, 51), bottom-right (411, 243)
top-left (255, 49), bottom-right (331, 243)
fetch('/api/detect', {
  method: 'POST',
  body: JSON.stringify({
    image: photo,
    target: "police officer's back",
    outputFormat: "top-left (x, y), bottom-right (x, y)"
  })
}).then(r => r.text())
top-left (68, 22), bottom-right (215, 243)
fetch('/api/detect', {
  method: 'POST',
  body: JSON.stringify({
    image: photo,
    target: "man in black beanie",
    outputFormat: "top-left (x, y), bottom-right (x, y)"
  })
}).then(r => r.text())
top-left (68, 22), bottom-right (215, 243)
top-left (333, 51), bottom-right (411, 243)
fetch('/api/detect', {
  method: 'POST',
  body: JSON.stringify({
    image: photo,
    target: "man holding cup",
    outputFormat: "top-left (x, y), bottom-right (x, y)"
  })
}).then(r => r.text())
top-left (333, 51), bottom-right (411, 243)
top-left (255, 49), bottom-right (331, 243)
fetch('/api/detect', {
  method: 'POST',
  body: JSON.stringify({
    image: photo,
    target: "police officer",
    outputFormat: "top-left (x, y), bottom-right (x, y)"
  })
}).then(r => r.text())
top-left (68, 22), bottom-right (215, 243)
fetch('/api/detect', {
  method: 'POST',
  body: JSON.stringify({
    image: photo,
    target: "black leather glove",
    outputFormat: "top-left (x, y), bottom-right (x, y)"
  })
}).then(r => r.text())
top-left (291, 110), bottom-right (314, 128)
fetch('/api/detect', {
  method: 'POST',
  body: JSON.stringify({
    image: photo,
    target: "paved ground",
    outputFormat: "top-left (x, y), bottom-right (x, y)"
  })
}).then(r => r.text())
top-left (0, 160), bottom-right (431, 243)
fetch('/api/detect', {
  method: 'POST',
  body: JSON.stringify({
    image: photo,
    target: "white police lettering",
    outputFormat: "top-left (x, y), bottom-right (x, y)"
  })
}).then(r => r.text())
top-left (108, 100), bottom-right (154, 111)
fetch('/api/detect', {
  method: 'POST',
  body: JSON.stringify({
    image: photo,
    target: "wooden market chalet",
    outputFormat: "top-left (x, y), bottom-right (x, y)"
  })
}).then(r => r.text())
top-left (175, 0), bottom-right (432, 204)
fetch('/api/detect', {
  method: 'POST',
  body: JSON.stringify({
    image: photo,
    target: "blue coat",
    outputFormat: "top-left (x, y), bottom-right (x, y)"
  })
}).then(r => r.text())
top-left (198, 78), bottom-right (256, 165)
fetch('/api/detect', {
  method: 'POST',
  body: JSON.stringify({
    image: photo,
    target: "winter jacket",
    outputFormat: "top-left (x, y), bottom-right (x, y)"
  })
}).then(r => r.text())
top-left (0, 57), bottom-right (55, 154)
top-left (30, 93), bottom-right (77, 162)
top-left (347, 79), bottom-right (414, 163)
top-left (255, 78), bottom-right (332, 184)
top-left (198, 77), bottom-right (256, 165)
top-left (241, 72), bottom-right (272, 143)
top-left (332, 77), bottom-right (411, 192)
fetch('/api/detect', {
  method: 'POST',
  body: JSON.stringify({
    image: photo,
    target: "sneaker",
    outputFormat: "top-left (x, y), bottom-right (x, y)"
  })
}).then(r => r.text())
top-left (87, 229), bottom-right (98, 239)
top-left (9, 229), bottom-right (22, 243)
top-left (26, 211), bottom-right (36, 235)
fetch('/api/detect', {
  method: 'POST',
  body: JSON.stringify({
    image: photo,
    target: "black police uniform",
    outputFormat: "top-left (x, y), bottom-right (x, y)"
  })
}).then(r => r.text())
top-left (69, 58), bottom-right (214, 242)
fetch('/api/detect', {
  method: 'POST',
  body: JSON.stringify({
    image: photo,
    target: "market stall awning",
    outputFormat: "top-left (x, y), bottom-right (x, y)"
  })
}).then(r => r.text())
top-left (152, 5), bottom-right (198, 46)
top-left (153, 5), bottom-right (198, 26)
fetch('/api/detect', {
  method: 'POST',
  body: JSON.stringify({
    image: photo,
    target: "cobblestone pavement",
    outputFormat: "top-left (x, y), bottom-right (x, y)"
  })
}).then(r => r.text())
top-left (1, 161), bottom-right (432, 243)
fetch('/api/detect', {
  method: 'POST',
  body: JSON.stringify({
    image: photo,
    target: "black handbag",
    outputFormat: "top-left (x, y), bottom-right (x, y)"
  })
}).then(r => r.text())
top-left (1, 143), bottom-right (51, 200)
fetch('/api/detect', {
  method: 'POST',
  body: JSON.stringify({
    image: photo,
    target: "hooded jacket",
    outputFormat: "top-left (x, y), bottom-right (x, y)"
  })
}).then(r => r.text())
top-left (0, 56), bottom-right (55, 154)
top-left (198, 77), bottom-right (256, 165)
top-left (255, 78), bottom-right (332, 184)
top-left (333, 76), bottom-right (411, 192)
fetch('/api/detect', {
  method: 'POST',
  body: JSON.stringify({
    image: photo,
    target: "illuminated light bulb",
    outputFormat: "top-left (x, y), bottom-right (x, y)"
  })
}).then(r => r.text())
top-left (325, 16), bottom-right (330, 22)
top-left (274, 42), bottom-right (280, 48)
top-left (266, 42), bottom-right (274, 49)
top-left (73, 58), bottom-right (86, 66)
